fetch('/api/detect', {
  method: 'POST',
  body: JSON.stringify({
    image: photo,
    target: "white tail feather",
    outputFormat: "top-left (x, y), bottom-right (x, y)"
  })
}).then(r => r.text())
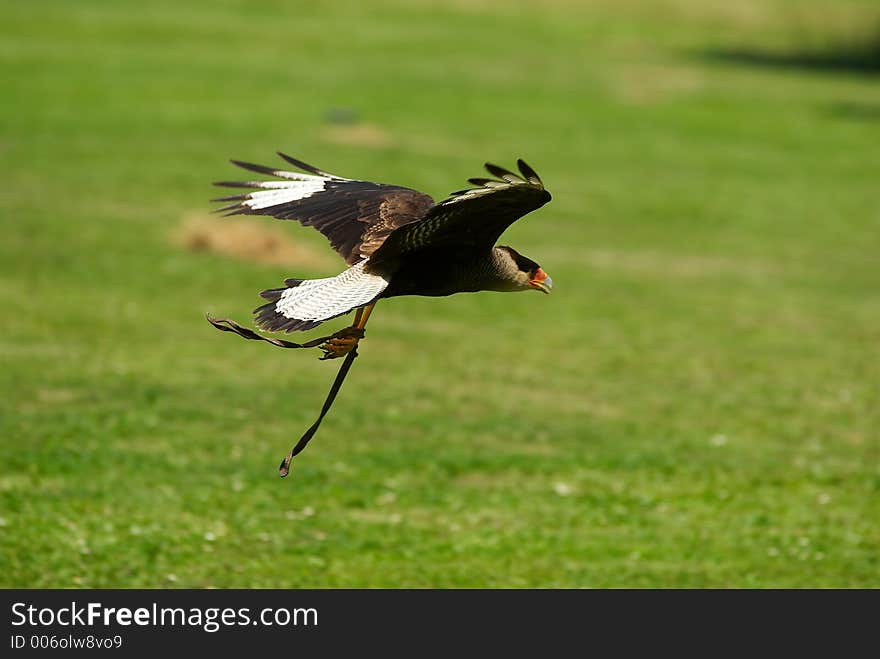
top-left (275, 261), bottom-right (388, 323)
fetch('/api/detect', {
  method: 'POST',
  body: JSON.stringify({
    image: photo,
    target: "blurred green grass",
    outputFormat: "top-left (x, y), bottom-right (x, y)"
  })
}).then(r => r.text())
top-left (1, 0), bottom-right (878, 587)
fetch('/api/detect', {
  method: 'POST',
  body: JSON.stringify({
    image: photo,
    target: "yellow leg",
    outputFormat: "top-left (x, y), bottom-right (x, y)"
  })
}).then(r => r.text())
top-left (355, 302), bottom-right (375, 329)
top-left (351, 306), bottom-right (365, 328)
top-left (319, 302), bottom-right (377, 360)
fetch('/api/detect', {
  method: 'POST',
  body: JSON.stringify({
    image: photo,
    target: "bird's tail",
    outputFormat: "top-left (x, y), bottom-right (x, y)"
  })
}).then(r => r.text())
top-left (254, 260), bottom-right (388, 332)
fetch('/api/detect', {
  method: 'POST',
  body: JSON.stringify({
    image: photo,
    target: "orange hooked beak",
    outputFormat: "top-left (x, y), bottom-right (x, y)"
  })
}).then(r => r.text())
top-left (529, 267), bottom-right (553, 294)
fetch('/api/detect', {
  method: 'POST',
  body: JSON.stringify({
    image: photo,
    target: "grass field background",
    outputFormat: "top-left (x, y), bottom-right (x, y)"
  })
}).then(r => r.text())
top-left (2, 0), bottom-right (878, 587)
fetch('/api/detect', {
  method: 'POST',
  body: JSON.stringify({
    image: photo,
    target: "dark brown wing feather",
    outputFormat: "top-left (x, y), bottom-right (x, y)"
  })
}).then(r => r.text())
top-left (369, 159), bottom-right (550, 266)
top-left (213, 153), bottom-right (435, 265)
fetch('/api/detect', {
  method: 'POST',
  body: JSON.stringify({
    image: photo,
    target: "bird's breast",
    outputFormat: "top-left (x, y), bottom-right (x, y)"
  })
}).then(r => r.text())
top-left (381, 249), bottom-right (500, 298)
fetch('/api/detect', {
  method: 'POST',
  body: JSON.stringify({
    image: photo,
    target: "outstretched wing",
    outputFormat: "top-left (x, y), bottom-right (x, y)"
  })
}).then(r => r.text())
top-left (213, 152), bottom-right (435, 265)
top-left (368, 159), bottom-right (550, 266)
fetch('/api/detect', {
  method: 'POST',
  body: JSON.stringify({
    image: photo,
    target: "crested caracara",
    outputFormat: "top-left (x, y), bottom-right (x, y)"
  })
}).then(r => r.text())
top-left (213, 153), bottom-right (553, 346)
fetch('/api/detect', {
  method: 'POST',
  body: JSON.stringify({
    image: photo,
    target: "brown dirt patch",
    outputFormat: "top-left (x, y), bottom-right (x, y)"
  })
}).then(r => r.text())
top-left (321, 123), bottom-right (392, 148)
top-left (173, 214), bottom-right (337, 271)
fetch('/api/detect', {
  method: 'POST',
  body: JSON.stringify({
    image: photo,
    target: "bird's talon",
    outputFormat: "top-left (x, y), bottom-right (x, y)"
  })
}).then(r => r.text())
top-left (318, 327), bottom-right (365, 360)
top-left (319, 338), bottom-right (357, 360)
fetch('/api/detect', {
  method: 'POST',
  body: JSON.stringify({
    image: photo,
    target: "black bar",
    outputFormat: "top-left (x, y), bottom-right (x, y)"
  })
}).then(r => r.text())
top-left (1, 590), bottom-right (875, 654)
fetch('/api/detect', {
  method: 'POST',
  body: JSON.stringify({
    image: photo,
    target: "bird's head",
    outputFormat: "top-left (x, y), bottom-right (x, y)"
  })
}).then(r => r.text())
top-left (497, 246), bottom-right (553, 294)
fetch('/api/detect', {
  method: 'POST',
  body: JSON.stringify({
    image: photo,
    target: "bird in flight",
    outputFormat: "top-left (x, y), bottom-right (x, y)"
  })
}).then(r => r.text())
top-left (207, 153), bottom-right (553, 476)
